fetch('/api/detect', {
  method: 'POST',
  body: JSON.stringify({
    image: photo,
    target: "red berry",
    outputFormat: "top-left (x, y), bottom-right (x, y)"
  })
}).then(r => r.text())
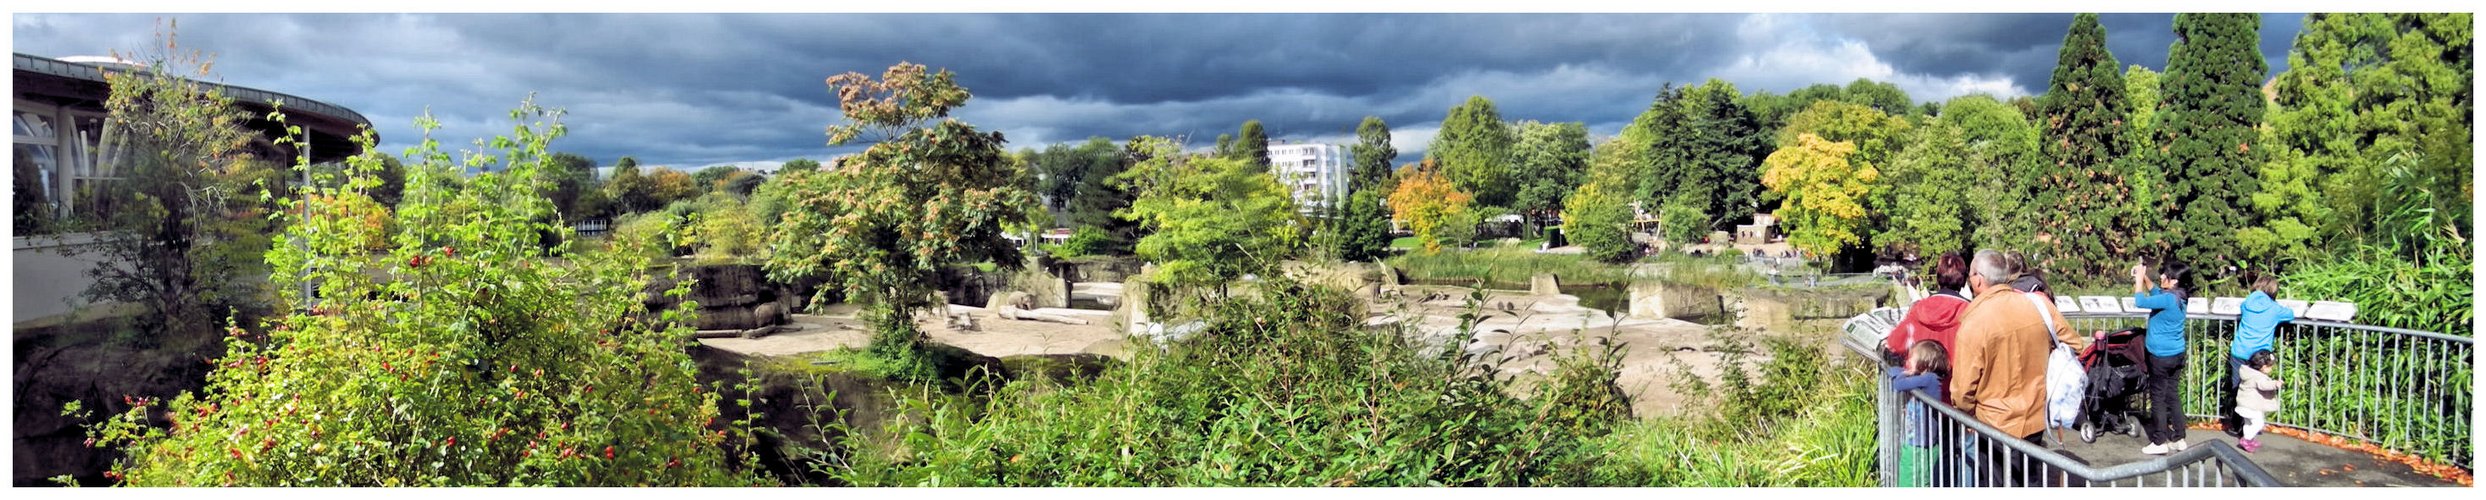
top-left (603, 446), bottom-right (615, 459)
top-left (103, 471), bottom-right (121, 481)
top-left (444, 436), bottom-right (456, 447)
top-left (84, 438), bottom-right (96, 448)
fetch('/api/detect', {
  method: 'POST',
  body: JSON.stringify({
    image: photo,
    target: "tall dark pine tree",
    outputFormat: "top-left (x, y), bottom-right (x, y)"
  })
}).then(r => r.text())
top-left (1680, 79), bottom-right (1769, 233)
top-left (1349, 116), bottom-right (1397, 193)
top-left (1068, 143), bottom-right (1141, 255)
top-left (2156, 13), bottom-right (2265, 274)
top-left (1237, 120), bottom-right (1271, 170)
top-left (2035, 12), bottom-right (2138, 281)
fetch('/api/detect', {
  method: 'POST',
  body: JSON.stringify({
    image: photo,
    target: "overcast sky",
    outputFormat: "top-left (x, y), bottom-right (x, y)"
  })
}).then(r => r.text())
top-left (11, 13), bottom-right (2305, 170)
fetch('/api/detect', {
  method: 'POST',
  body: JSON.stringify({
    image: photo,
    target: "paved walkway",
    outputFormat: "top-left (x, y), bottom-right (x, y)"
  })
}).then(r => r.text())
top-left (2050, 428), bottom-right (2459, 487)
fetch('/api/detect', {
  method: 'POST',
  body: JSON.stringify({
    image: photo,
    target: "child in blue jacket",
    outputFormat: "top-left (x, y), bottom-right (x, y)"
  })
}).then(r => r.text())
top-left (2224, 275), bottom-right (2295, 436)
top-left (1888, 340), bottom-right (1949, 487)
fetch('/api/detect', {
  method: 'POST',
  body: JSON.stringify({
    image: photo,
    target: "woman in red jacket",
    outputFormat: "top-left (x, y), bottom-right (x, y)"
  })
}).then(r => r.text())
top-left (1885, 252), bottom-right (1972, 400)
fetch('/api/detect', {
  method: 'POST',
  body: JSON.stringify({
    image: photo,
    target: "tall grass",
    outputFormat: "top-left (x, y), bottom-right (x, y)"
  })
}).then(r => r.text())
top-left (805, 278), bottom-right (1875, 486)
top-left (1388, 246), bottom-right (1635, 287)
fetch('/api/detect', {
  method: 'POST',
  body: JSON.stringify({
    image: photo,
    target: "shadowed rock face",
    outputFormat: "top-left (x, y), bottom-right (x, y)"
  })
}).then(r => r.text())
top-left (13, 318), bottom-right (225, 486)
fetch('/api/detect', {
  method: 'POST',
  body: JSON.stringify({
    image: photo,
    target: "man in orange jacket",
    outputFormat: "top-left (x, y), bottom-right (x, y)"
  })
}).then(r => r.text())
top-left (1949, 249), bottom-right (2088, 484)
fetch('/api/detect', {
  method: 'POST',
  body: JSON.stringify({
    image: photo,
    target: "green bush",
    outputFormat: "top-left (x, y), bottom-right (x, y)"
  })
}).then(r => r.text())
top-left (822, 280), bottom-right (1634, 486)
top-left (2282, 245), bottom-right (2472, 337)
top-left (75, 103), bottom-right (768, 486)
top-left (1387, 246), bottom-right (1634, 288)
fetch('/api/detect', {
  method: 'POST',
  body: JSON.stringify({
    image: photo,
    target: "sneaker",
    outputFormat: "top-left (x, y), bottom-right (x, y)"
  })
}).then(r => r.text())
top-left (2141, 443), bottom-right (2169, 455)
top-left (2240, 439), bottom-right (2260, 453)
top-left (2172, 439), bottom-right (2189, 452)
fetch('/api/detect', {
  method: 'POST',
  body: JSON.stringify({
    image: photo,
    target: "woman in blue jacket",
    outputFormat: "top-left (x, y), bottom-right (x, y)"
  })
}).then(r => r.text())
top-left (2132, 260), bottom-right (2191, 455)
top-left (2223, 275), bottom-right (2294, 436)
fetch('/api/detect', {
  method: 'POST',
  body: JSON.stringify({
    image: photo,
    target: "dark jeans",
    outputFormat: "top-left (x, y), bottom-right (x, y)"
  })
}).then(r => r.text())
top-left (1979, 431), bottom-right (2052, 486)
top-left (2145, 353), bottom-right (2189, 445)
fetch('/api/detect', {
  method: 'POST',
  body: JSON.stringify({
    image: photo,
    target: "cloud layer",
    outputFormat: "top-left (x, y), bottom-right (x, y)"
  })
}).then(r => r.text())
top-left (11, 13), bottom-right (2302, 169)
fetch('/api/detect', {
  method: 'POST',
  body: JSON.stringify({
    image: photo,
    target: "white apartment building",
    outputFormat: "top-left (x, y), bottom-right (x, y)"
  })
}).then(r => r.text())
top-left (1267, 142), bottom-right (1349, 214)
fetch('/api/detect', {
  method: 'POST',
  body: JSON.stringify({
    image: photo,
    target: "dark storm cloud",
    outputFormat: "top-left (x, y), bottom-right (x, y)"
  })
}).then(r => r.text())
top-left (12, 13), bottom-right (2306, 169)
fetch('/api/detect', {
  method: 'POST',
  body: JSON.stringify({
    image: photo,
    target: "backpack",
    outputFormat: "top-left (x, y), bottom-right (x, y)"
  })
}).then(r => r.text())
top-left (2025, 292), bottom-right (2087, 429)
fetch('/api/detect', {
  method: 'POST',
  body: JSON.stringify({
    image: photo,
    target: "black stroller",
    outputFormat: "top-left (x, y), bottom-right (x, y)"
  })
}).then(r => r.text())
top-left (2077, 327), bottom-right (2151, 443)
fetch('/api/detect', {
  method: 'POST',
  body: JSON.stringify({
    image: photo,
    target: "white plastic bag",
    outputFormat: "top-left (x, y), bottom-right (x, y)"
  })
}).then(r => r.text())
top-left (2026, 293), bottom-right (2088, 429)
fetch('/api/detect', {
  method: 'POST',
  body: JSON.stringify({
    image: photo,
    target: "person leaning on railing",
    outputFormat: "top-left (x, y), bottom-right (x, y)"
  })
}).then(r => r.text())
top-left (2223, 274), bottom-right (2294, 438)
top-left (1882, 252), bottom-right (1970, 372)
top-left (1950, 250), bottom-right (2090, 444)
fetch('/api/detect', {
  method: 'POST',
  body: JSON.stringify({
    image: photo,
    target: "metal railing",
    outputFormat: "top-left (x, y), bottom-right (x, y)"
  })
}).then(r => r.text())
top-left (2057, 312), bottom-right (2474, 469)
top-left (1840, 330), bottom-right (2282, 487)
top-left (1845, 305), bottom-right (2475, 483)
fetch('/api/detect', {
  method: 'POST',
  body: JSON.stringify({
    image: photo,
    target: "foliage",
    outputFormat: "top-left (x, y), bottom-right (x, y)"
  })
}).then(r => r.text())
top-left (1561, 182), bottom-right (1637, 264)
top-left (1234, 120), bottom-right (1270, 170)
top-left (1604, 333), bottom-right (1874, 486)
top-left (777, 157), bottom-right (821, 175)
top-left (1386, 161), bottom-right (1475, 255)
top-left (604, 157), bottom-right (658, 213)
top-left (1775, 100), bottom-right (1906, 258)
top-left (1117, 136), bottom-right (1304, 288)
top-left (2033, 12), bottom-right (2151, 283)
top-left (1322, 188), bottom-right (1395, 263)
top-left (1042, 226), bottom-right (1114, 258)
top-left (72, 29), bottom-right (279, 339)
top-left (690, 165), bottom-right (739, 191)
top-left (1429, 95), bottom-right (1517, 207)
top-left (2283, 246), bottom-right (2472, 337)
top-left (1640, 80), bottom-right (1769, 237)
top-left (1942, 95), bottom-right (2046, 255)
top-left (2155, 13), bottom-right (2267, 276)
top-left (825, 279), bottom-right (1634, 486)
top-left (1349, 116), bottom-right (1398, 193)
top-left (689, 192), bottom-right (761, 263)
top-left (1875, 118), bottom-right (1974, 259)
top-left (2257, 13), bottom-right (2473, 270)
top-left (647, 168), bottom-right (700, 208)
top-left (1759, 134), bottom-right (1876, 257)
top-left (1385, 245), bottom-right (1634, 287)
top-left (766, 62), bottom-right (1040, 381)
top-left (81, 101), bottom-right (767, 486)
top-left (1508, 120), bottom-right (1591, 230)
top-left (1067, 137), bottom-right (1140, 255)
top-left (1025, 137), bottom-right (1121, 214)
top-left (2125, 65), bottom-right (2162, 136)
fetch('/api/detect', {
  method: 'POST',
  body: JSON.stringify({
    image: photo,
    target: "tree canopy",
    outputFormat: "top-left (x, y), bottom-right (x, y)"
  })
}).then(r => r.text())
top-left (1428, 95), bottom-right (1517, 207)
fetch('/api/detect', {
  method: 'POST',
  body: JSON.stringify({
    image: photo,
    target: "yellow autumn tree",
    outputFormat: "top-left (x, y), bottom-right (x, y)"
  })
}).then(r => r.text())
top-left (1760, 133), bottom-right (1878, 257)
top-left (1387, 160), bottom-right (1474, 254)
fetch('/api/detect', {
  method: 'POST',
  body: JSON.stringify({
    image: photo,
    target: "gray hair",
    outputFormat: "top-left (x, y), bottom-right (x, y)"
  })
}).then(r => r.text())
top-left (1972, 249), bottom-right (2016, 285)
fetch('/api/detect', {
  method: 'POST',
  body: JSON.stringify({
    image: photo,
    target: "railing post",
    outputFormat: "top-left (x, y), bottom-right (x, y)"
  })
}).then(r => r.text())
top-left (1877, 368), bottom-right (1897, 487)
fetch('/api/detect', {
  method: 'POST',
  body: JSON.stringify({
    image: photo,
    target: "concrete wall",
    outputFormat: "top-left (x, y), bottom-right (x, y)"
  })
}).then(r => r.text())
top-left (12, 233), bottom-right (117, 327)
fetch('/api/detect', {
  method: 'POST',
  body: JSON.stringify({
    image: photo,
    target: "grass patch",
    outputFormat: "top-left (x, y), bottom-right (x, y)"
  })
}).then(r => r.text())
top-left (1388, 236), bottom-right (1421, 250)
top-left (1388, 246), bottom-right (1633, 287)
top-left (1640, 252), bottom-right (1762, 289)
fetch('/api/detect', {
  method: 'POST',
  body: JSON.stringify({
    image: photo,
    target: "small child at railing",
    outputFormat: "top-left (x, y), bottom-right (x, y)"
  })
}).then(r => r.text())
top-left (1888, 340), bottom-right (1949, 486)
top-left (2235, 349), bottom-right (2283, 452)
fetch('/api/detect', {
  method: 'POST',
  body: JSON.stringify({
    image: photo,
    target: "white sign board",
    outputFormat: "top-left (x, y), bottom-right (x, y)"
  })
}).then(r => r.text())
top-left (2211, 297), bottom-right (2246, 316)
top-left (2187, 297), bottom-right (2209, 314)
top-left (2275, 299), bottom-right (2311, 316)
top-left (2305, 301), bottom-right (2357, 322)
top-left (2122, 297), bottom-right (2144, 313)
top-left (2054, 295), bottom-right (2081, 313)
top-left (2079, 296), bottom-right (2122, 314)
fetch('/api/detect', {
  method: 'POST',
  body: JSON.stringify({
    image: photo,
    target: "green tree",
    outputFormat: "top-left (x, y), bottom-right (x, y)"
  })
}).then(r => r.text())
top-left (604, 156), bottom-right (656, 213)
top-left (1940, 95), bottom-right (2045, 253)
top-left (541, 152), bottom-right (600, 222)
top-left (1236, 120), bottom-right (1271, 170)
top-left (1877, 118), bottom-right (1975, 259)
top-left (1761, 134), bottom-right (1877, 257)
top-left (690, 165), bottom-right (740, 191)
top-left (1563, 182), bottom-right (1637, 263)
top-left (1027, 137), bottom-right (1121, 214)
top-left (2256, 13), bottom-right (2472, 267)
top-left (777, 157), bottom-right (821, 175)
top-left (1325, 189), bottom-right (1394, 262)
top-left (1429, 95), bottom-right (1517, 207)
top-left (765, 62), bottom-right (1041, 380)
top-left (74, 33), bottom-right (279, 339)
top-left (1117, 136), bottom-right (1303, 288)
top-left (1508, 120), bottom-right (1590, 232)
top-left (1065, 138), bottom-right (1141, 255)
top-left (2155, 13), bottom-right (2266, 274)
top-left (2125, 65), bottom-right (2162, 136)
top-left (647, 168), bottom-right (700, 208)
top-left (1841, 78), bottom-right (1915, 116)
top-left (1349, 116), bottom-right (1398, 193)
top-left (2033, 12), bottom-right (2143, 282)
top-left (1667, 80), bottom-right (1770, 237)
top-left (85, 101), bottom-right (767, 486)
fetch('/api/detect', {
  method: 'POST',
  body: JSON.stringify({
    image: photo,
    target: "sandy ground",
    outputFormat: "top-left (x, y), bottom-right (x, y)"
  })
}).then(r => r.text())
top-left (703, 283), bottom-right (1779, 419)
top-left (1370, 285), bottom-right (1752, 418)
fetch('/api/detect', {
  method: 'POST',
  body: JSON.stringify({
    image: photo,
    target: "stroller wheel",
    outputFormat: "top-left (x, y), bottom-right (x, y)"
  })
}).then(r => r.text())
top-left (2080, 421), bottom-right (2098, 443)
top-left (2124, 415), bottom-right (2144, 437)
